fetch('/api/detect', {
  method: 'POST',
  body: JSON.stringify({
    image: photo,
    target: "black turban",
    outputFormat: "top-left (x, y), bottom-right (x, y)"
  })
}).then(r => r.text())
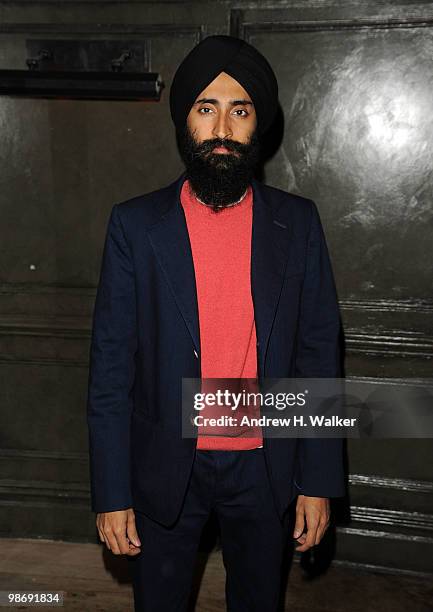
top-left (169, 34), bottom-right (278, 136)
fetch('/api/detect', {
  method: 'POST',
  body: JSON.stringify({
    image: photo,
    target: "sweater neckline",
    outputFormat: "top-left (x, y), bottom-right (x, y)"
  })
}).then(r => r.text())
top-left (181, 179), bottom-right (252, 216)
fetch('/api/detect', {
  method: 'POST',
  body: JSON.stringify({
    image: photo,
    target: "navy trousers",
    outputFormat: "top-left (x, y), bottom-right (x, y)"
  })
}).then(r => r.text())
top-left (127, 447), bottom-right (291, 611)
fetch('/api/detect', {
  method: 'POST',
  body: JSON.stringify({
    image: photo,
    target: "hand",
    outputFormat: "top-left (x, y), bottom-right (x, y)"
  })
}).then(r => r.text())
top-left (96, 508), bottom-right (141, 556)
top-left (292, 494), bottom-right (330, 552)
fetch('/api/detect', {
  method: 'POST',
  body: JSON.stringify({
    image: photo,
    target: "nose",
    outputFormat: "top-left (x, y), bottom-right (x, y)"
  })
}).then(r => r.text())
top-left (212, 110), bottom-right (233, 141)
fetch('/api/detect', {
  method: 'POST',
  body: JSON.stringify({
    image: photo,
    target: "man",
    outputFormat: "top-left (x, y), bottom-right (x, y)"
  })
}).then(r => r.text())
top-left (87, 34), bottom-right (345, 611)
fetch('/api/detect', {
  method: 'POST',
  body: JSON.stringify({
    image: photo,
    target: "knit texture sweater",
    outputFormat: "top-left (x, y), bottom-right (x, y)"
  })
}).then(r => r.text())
top-left (180, 178), bottom-right (263, 450)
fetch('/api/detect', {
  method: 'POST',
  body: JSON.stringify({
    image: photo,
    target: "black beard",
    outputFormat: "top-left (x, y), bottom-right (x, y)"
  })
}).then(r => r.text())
top-left (176, 124), bottom-right (261, 213)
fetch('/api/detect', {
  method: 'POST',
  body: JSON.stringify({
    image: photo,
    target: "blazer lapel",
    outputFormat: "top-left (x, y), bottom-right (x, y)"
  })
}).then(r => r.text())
top-left (146, 172), bottom-right (293, 378)
top-left (250, 177), bottom-right (293, 378)
top-left (147, 171), bottom-right (201, 355)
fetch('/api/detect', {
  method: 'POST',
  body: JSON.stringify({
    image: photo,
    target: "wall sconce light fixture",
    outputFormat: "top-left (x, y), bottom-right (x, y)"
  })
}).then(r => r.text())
top-left (0, 39), bottom-right (164, 101)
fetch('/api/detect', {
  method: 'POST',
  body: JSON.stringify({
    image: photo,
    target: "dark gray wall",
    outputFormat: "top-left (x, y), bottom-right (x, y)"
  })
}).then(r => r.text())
top-left (0, 1), bottom-right (432, 574)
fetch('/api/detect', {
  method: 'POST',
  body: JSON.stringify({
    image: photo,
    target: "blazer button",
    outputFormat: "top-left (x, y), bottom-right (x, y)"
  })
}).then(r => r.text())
top-left (193, 349), bottom-right (198, 358)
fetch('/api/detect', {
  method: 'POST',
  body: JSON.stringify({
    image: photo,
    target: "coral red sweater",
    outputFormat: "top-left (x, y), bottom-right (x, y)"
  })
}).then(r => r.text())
top-left (180, 178), bottom-right (263, 450)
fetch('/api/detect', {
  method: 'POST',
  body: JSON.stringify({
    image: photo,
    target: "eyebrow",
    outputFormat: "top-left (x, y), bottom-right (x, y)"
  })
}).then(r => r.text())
top-left (194, 97), bottom-right (253, 107)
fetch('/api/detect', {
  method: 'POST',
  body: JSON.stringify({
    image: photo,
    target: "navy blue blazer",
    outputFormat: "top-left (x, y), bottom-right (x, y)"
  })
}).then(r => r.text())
top-left (86, 170), bottom-right (346, 525)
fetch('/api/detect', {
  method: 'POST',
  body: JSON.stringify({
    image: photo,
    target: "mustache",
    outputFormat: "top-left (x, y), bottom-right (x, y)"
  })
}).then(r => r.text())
top-left (193, 137), bottom-right (250, 157)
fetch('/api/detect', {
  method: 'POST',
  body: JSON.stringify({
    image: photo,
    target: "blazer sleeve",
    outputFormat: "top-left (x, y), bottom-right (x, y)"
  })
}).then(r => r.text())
top-left (293, 198), bottom-right (346, 498)
top-left (86, 203), bottom-right (137, 513)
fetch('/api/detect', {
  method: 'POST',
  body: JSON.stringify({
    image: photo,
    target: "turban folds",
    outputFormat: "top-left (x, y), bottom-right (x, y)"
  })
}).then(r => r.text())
top-left (169, 35), bottom-right (279, 136)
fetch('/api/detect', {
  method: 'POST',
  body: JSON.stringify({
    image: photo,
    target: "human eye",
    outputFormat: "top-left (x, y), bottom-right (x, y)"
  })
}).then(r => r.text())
top-left (233, 108), bottom-right (249, 117)
top-left (198, 107), bottom-right (214, 114)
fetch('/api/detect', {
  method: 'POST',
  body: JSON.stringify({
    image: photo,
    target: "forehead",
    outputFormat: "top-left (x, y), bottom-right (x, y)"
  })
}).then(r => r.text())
top-left (195, 71), bottom-right (251, 101)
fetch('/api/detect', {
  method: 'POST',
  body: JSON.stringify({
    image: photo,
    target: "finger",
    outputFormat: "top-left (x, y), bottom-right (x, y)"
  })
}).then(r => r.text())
top-left (313, 507), bottom-right (330, 545)
top-left (301, 528), bottom-right (317, 551)
top-left (293, 508), bottom-right (305, 539)
top-left (125, 537), bottom-right (141, 555)
top-left (113, 527), bottom-right (133, 555)
top-left (104, 528), bottom-right (121, 555)
top-left (314, 518), bottom-right (330, 545)
top-left (96, 516), bottom-right (109, 547)
top-left (100, 527), bottom-right (111, 550)
top-left (97, 527), bottom-right (106, 544)
top-left (295, 534), bottom-right (307, 545)
top-left (295, 520), bottom-right (319, 552)
top-left (126, 514), bottom-right (142, 548)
